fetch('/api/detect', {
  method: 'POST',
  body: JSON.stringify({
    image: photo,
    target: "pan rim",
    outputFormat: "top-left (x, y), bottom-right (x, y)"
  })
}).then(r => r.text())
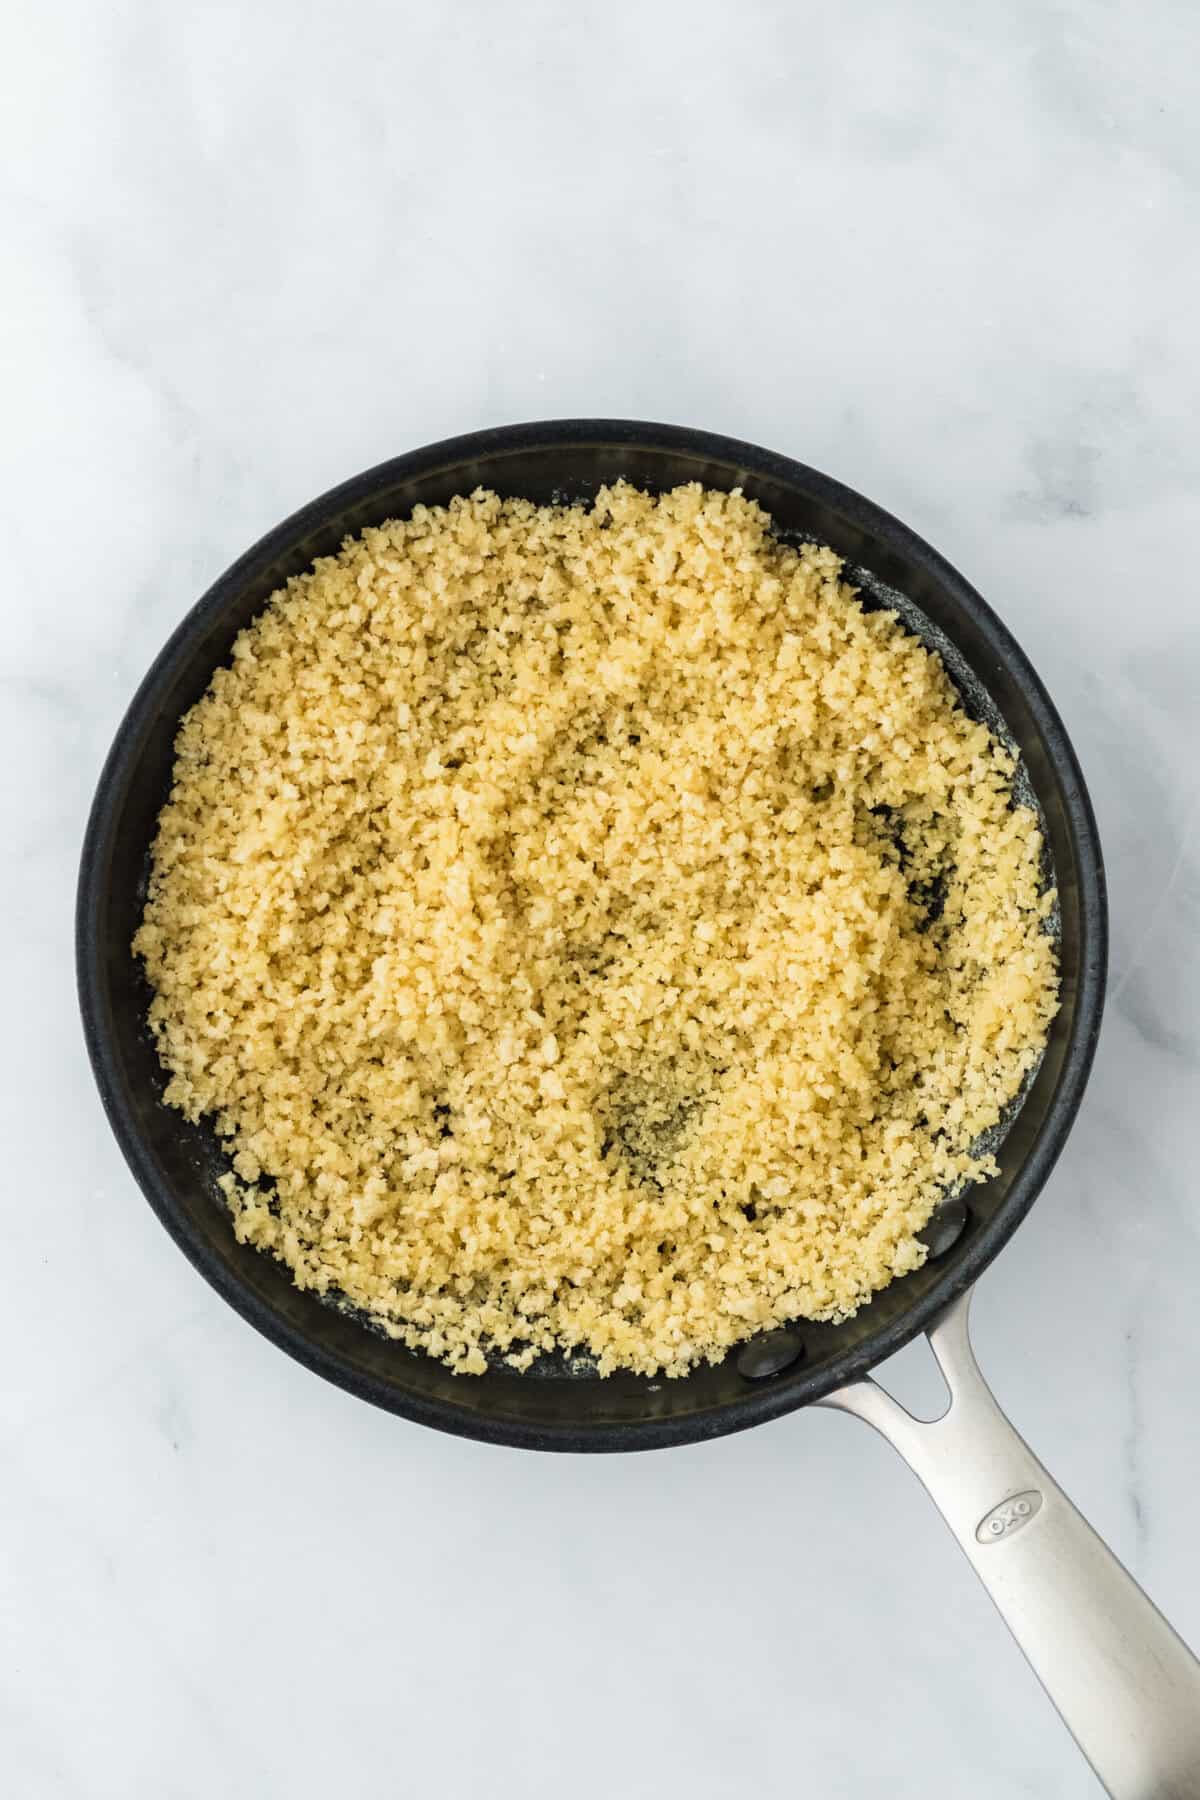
top-left (76, 418), bottom-right (1108, 1451)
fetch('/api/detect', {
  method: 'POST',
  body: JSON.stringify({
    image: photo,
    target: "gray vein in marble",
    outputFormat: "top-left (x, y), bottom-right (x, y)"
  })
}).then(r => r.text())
top-left (1124, 1310), bottom-right (1150, 1567)
top-left (8, 1312), bottom-right (209, 1453)
top-left (1113, 977), bottom-right (1198, 1066)
top-left (1109, 789), bottom-right (1198, 1001)
top-left (6, 1451), bottom-right (276, 1788)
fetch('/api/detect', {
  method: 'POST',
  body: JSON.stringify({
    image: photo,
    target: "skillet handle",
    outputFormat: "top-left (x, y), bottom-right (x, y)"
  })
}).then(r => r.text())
top-left (818, 1286), bottom-right (1200, 1799)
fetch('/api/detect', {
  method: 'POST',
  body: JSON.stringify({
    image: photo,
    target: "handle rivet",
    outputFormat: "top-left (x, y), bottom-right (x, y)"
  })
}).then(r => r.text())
top-left (737, 1329), bottom-right (805, 1380)
top-left (917, 1196), bottom-right (969, 1261)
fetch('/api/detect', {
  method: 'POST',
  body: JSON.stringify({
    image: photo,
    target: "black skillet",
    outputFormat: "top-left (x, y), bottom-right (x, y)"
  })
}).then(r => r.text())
top-left (77, 422), bottom-right (1200, 1795)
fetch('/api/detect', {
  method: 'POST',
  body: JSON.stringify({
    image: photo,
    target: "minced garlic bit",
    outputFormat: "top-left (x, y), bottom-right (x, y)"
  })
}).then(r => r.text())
top-left (135, 483), bottom-right (1057, 1377)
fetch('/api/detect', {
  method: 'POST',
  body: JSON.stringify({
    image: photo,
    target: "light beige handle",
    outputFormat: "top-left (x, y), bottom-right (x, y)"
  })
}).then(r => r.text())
top-left (820, 1289), bottom-right (1200, 1799)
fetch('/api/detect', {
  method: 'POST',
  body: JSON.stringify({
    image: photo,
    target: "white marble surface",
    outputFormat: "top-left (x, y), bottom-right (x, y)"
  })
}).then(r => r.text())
top-left (4, 3), bottom-right (1199, 1794)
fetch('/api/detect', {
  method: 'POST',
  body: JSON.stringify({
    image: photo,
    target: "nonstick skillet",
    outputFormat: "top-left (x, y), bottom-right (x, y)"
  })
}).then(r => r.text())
top-left (77, 421), bottom-right (1200, 1796)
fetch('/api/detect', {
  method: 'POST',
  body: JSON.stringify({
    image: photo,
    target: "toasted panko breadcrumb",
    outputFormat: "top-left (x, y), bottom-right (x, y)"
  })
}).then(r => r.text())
top-left (134, 483), bottom-right (1058, 1377)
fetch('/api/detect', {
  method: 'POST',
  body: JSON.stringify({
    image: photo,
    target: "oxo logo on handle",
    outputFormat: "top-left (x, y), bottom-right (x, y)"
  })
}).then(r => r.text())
top-left (976, 1490), bottom-right (1043, 1544)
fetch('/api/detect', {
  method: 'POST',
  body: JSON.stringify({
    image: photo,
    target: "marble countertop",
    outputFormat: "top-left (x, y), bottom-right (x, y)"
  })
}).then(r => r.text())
top-left (5, 3), bottom-right (1199, 1794)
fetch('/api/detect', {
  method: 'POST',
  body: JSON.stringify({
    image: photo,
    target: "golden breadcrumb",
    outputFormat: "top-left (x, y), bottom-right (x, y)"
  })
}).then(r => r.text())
top-left (134, 483), bottom-right (1057, 1377)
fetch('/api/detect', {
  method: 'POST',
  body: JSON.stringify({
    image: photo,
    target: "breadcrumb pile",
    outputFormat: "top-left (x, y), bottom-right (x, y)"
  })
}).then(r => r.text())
top-left (134, 484), bottom-right (1057, 1377)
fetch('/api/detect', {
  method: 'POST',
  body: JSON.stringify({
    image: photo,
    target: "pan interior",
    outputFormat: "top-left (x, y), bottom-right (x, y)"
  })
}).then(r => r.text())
top-left (81, 426), bottom-right (1100, 1448)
